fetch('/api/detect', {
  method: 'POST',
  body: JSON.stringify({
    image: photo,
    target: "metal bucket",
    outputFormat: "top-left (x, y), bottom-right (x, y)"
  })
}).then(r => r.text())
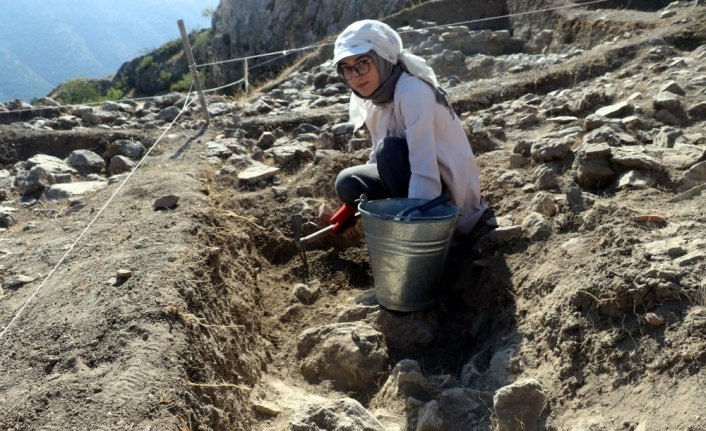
top-left (358, 198), bottom-right (460, 312)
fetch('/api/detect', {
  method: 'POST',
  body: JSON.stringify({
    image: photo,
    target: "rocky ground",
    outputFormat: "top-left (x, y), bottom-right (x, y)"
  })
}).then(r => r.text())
top-left (1, 2), bottom-right (705, 431)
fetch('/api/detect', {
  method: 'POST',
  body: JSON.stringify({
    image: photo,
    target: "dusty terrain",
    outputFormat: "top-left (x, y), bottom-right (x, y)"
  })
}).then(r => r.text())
top-left (1, 2), bottom-right (706, 431)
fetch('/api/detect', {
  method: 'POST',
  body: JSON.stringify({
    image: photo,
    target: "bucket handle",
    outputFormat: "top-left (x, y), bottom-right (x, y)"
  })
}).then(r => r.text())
top-left (395, 194), bottom-right (451, 220)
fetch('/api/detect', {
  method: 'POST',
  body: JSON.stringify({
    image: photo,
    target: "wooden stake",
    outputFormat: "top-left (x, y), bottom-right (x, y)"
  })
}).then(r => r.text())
top-left (243, 58), bottom-right (249, 95)
top-left (177, 19), bottom-right (210, 124)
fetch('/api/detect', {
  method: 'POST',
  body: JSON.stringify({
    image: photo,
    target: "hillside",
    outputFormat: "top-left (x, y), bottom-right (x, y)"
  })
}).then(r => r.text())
top-left (0, 1), bottom-right (705, 430)
top-left (0, 0), bottom-right (216, 103)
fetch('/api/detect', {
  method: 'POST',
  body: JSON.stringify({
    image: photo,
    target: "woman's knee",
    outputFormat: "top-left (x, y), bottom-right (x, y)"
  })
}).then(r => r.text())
top-left (335, 168), bottom-right (362, 204)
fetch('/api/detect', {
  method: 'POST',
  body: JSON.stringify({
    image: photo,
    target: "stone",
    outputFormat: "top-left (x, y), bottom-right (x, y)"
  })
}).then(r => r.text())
top-left (621, 115), bottom-right (644, 130)
top-left (288, 398), bottom-right (385, 431)
top-left (595, 101), bottom-right (634, 118)
top-left (653, 91), bottom-right (682, 112)
top-left (293, 281), bottom-right (321, 304)
top-left (238, 163), bottom-right (280, 185)
top-left (417, 401), bottom-right (443, 431)
top-left (0, 206), bottom-right (17, 228)
top-left (610, 148), bottom-right (664, 172)
top-left (616, 132), bottom-right (638, 146)
top-left (560, 237), bottom-right (592, 257)
top-left (116, 269), bottom-right (133, 280)
top-left (226, 154), bottom-right (252, 170)
top-left (522, 212), bottom-right (552, 241)
top-left (654, 108), bottom-right (682, 125)
top-left (481, 225), bottom-right (522, 245)
top-left (574, 154), bottom-right (616, 188)
top-left (547, 116), bottom-right (578, 124)
top-left (153, 194), bottom-right (180, 210)
top-left (332, 122), bottom-right (354, 135)
top-left (244, 99), bottom-right (272, 115)
top-left (295, 123), bottom-right (321, 135)
top-left (513, 140), bottom-right (532, 157)
top-left (104, 140), bottom-right (145, 160)
top-left (205, 141), bottom-right (233, 159)
top-left (158, 106), bottom-right (180, 122)
top-left (376, 359), bottom-right (436, 404)
top-left (660, 143), bottom-right (706, 170)
top-left (0, 170), bottom-right (12, 189)
top-left (682, 161), bottom-right (706, 189)
top-left (257, 132), bottom-right (277, 149)
top-left (347, 138), bottom-right (367, 152)
top-left (669, 183), bottom-right (706, 203)
top-left (582, 142), bottom-right (612, 159)
top-left (617, 170), bottom-right (656, 189)
top-left (206, 103), bottom-right (234, 117)
top-left (102, 101), bottom-right (134, 113)
top-left (55, 115), bottom-right (81, 130)
top-left (584, 114), bottom-right (608, 131)
top-left (375, 310), bottom-right (437, 353)
top-left (80, 110), bottom-right (102, 125)
top-left (687, 101), bottom-right (706, 120)
top-left (515, 113), bottom-right (540, 129)
top-left (660, 80), bottom-right (685, 96)
top-left (21, 166), bottom-right (53, 195)
top-left (252, 400), bottom-right (282, 417)
top-left (653, 127), bottom-right (682, 148)
top-left (268, 143), bottom-right (315, 165)
top-left (674, 251), bottom-right (706, 267)
top-left (436, 388), bottom-right (485, 429)
top-left (108, 155), bottom-right (135, 176)
top-left (530, 137), bottom-right (573, 162)
top-left (534, 166), bottom-right (559, 190)
top-left (508, 153), bottom-right (529, 169)
top-left (498, 170), bottom-right (525, 187)
top-left (3, 274), bottom-right (37, 289)
top-left (643, 238), bottom-right (688, 259)
top-left (522, 184), bottom-right (537, 193)
top-left (296, 186), bottom-right (313, 197)
top-left (27, 154), bottom-right (77, 175)
top-left (493, 379), bottom-right (547, 431)
top-left (530, 193), bottom-right (558, 217)
top-left (155, 92), bottom-right (181, 108)
top-left (43, 182), bottom-right (107, 201)
top-left (571, 417), bottom-right (609, 431)
top-left (66, 150), bottom-right (104, 175)
top-left (335, 305), bottom-right (379, 323)
top-left (296, 322), bottom-right (388, 393)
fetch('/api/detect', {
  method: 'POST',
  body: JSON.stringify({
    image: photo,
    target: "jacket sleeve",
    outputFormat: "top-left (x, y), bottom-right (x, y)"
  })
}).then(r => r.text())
top-left (396, 81), bottom-right (442, 199)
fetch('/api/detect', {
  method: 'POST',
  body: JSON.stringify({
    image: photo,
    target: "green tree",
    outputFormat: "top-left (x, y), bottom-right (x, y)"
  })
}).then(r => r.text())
top-left (55, 79), bottom-right (103, 104)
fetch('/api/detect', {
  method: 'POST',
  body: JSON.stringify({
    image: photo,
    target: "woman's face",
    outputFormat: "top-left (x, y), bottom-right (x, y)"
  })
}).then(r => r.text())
top-left (337, 54), bottom-right (380, 97)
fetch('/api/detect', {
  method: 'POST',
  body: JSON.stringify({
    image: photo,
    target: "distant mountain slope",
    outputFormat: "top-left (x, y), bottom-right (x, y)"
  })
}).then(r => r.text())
top-left (0, 46), bottom-right (53, 102)
top-left (0, 0), bottom-right (216, 102)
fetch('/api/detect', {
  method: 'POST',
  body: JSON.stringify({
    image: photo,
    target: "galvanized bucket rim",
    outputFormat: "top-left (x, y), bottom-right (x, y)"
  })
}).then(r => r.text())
top-left (358, 197), bottom-right (460, 222)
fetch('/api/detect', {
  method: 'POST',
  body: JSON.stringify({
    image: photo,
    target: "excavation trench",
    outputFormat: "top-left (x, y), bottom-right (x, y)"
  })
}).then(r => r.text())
top-left (171, 153), bottom-right (520, 430)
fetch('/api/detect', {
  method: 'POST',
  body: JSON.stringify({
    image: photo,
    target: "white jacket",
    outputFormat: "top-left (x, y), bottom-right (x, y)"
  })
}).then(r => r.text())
top-left (362, 73), bottom-right (487, 234)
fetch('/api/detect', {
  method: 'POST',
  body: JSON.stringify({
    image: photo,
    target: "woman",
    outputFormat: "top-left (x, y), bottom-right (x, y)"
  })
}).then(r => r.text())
top-left (329, 19), bottom-right (487, 236)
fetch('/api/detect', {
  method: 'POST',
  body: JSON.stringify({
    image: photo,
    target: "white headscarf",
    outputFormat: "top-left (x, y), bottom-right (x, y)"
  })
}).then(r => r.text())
top-left (333, 20), bottom-right (440, 130)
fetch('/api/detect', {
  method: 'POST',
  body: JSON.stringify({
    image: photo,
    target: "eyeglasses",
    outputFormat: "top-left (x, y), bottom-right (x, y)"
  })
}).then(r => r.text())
top-left (337, 59), bottom-right (372, 81)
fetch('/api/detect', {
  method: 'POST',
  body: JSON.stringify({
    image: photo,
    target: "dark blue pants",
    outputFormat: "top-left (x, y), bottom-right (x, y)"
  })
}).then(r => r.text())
top-left (335, 137), bottom-right (411, 205)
